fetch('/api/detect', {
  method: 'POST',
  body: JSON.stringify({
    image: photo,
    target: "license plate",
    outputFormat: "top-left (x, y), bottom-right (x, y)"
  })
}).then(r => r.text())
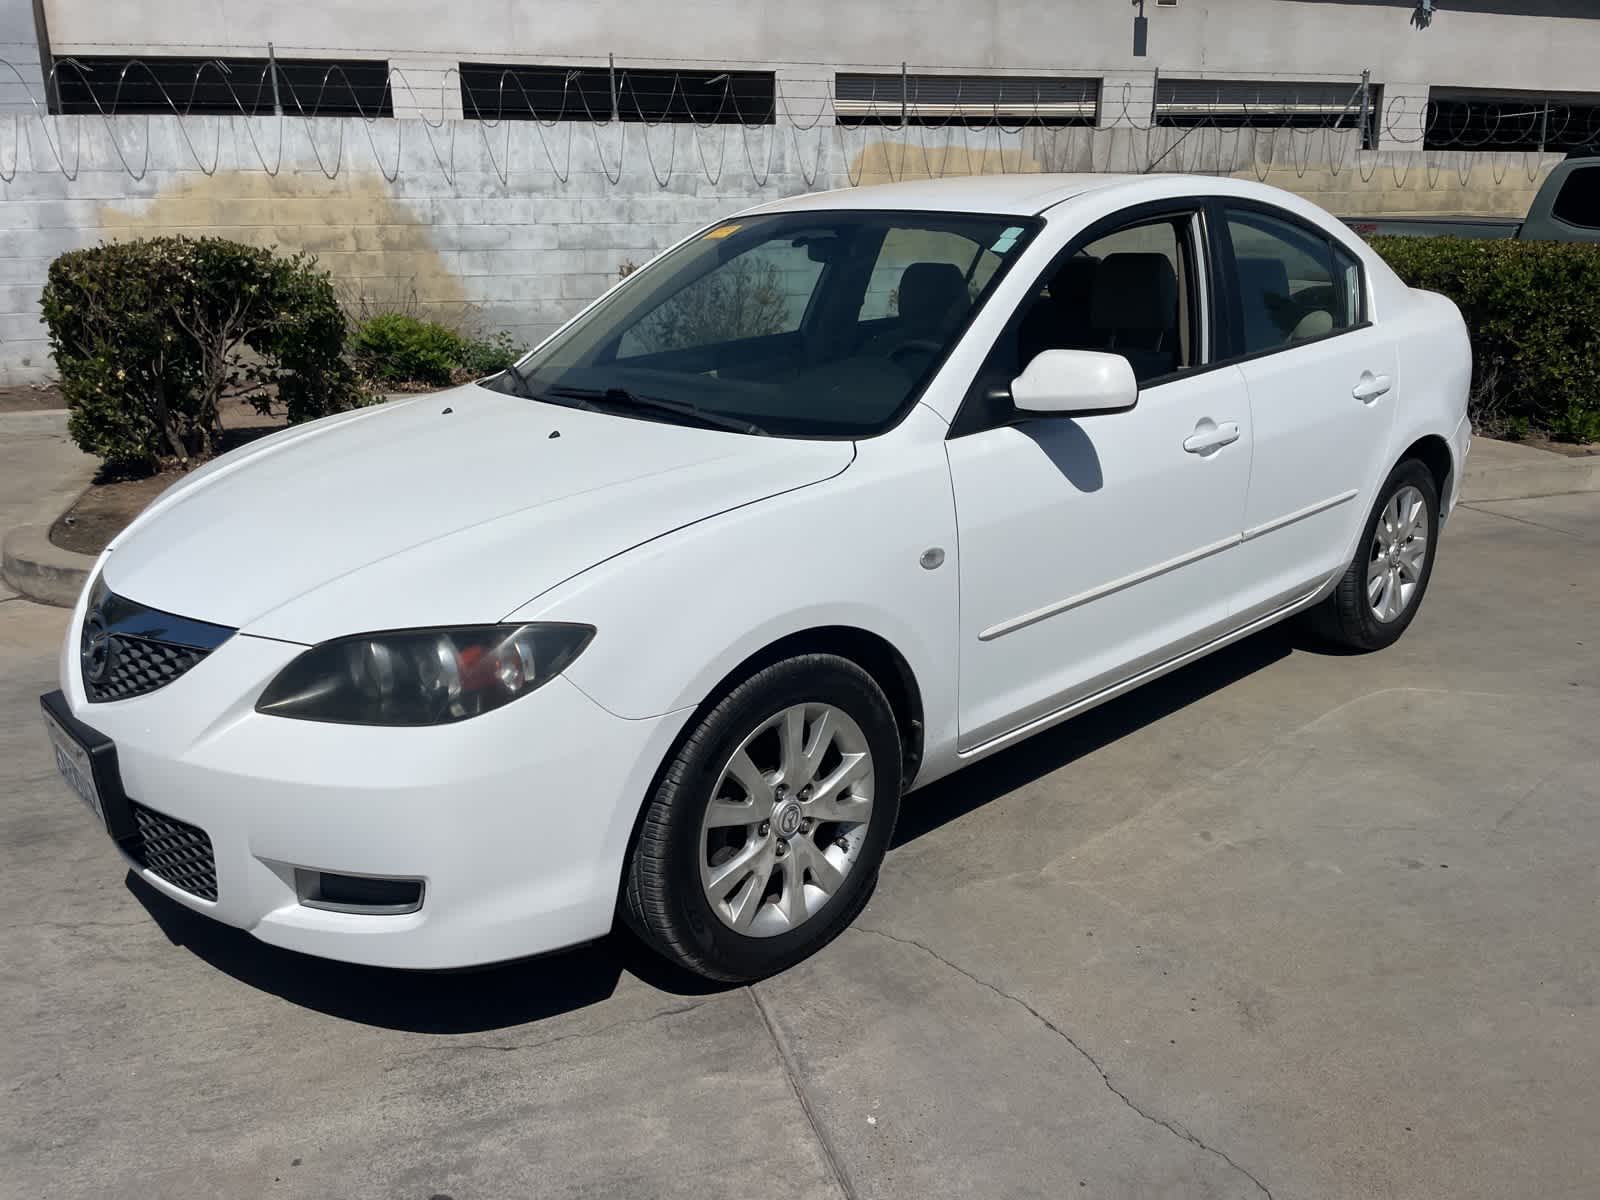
top-left (43, 706), bottom-right (104, 825)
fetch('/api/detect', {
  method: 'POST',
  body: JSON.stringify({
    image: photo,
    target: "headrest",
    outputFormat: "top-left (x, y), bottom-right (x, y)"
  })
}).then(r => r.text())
top-left (1237, 257), bottom-right (1293, 345)
top-left (898, 262), bottom-right (970, 331)
top-left (1050, 255), bottom-right (1099, 308)
top-left (1236, 256), bottom-right (1291, 304)
top-left (1090, 253), bottom-right (1178, 331)
top-left (1291, 309), bottom-right (1334, 341)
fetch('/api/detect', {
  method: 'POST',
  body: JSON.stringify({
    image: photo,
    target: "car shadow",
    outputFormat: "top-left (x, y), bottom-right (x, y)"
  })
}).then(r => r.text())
top-left (124, 872), bottom-right (728, 1034)
top-left (123, 622), bottom-right (1314, 1031)
top-left (891, 623), bottom-right (1299, 849)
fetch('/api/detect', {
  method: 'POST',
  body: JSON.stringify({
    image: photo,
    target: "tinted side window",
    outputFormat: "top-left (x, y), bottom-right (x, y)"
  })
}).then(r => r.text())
top-left (1013, 217), bottom-right (1197, 384)
top-left (1226, 209), bottom-right (1354, 354)
top-left (1552, 167), bottom-right (1600, 230)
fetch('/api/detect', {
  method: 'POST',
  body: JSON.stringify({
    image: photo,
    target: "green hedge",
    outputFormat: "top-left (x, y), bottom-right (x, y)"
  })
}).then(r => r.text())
top-left (1368, 236), bottom-right (1600, 443)
top-left (41, 237), bottom-right (367, 470)
top-left (349, 313), bottom-right (522, 388)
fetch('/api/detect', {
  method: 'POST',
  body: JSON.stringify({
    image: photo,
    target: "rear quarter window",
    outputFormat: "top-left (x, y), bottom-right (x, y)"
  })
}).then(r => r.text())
top-left (1552, 167), bottom-right (1600, 230)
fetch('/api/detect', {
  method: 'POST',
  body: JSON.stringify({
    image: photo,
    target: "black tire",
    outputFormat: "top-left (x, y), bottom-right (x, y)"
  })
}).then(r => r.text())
top-left (1307, 458), bottom-right (1440, 651)
top-left (622, 654), bottom-right (903, 982)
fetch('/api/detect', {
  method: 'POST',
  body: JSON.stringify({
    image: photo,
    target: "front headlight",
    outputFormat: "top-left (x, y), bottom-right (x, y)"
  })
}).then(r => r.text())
top-left (256, 624), bottom-right (594, 726)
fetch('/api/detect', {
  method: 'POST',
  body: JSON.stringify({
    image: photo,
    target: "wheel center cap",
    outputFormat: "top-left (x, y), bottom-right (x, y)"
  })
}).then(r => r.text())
top-left (1388, 547), bottom-right (1402, 567)
top-left (774, 800), bottom-right (803, 838)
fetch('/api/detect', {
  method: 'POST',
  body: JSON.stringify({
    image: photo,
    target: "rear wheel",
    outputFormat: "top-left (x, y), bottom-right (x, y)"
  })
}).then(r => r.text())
top-left (623, 654), bottom-right (902, 982)
top-left (1308, 459), bottom-right (1440, 651)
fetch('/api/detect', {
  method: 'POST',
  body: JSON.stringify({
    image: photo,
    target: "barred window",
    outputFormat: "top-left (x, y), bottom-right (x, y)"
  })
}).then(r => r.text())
top-left (1425, 90), bottom-right (1600, 154)
top-left (460, 64), bottom-right (775, 124)
top-left (834, 74), bottom-right (1098, 127)
top-left (1155, 77), bottom-right (1379, 145)
top-left (51, 56), bottom-right (393, 117)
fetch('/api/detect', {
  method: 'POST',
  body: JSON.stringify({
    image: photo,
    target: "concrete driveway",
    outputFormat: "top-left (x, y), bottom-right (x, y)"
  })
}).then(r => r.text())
top-left (3, 494), bottom-right (1597, 1200)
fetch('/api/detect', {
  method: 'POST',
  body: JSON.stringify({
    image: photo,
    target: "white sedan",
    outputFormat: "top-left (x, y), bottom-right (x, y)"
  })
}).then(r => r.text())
top-left (42, 174), bottom-right (1471, 981)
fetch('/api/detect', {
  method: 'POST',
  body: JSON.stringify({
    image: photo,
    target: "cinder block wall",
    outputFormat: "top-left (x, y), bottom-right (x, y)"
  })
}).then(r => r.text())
top-left (0, 113), bottom-right (1564, 385)
top-left (0, 115), bottom-right (837, 383)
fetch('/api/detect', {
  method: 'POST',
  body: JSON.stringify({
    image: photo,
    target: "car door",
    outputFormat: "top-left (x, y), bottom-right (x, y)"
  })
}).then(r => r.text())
top-left (1218, 203), bottom-right (1399, 621)
top-left (945, 203), bottom-right (1254, 752)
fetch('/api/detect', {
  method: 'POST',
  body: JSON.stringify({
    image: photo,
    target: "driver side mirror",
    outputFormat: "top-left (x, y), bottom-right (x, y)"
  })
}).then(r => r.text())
top-left (1010, 349), bottom-right (1139, 417)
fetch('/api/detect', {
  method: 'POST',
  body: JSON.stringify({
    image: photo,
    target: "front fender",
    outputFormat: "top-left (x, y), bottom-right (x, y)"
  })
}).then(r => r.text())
top-left (507, 407), bottom-right (961, 773)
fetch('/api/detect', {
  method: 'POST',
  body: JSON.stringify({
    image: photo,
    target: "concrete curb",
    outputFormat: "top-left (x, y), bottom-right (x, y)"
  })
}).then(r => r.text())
top-left (0, 408), bottom-right (97, 608)
top-left (1461, 446), bottom-right (1600, 503)
top-left (1, 523), bottom-right (93, 608)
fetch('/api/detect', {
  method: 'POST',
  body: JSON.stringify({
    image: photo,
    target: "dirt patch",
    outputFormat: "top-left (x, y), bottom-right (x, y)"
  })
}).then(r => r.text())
top-left (52, 472), bottom-right (178, 555)
top-left (0, 384), bottom-right (64, 412)
top-left (49, 398), bottom-right (286, 556)
top-left (1520, 436), bottom-right (1600, 458)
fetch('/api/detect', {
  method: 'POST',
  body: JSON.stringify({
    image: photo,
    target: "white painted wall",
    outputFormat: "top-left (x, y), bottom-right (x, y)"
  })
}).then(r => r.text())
top-left (36, 0), bottom-right (1600, 95)
top-left (0, 0), bottom-right (42, 111)
top-left (3, 0), bottom-right (1594, 386)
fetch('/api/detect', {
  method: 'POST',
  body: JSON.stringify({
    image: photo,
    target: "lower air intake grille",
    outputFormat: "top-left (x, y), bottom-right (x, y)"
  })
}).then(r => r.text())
top-left (129, 802), bottom-right (218, 901)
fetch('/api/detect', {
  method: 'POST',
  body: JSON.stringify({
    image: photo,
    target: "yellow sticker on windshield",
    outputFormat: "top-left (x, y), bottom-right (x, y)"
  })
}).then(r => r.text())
top-left (703, 224), bottom-right (742, 240)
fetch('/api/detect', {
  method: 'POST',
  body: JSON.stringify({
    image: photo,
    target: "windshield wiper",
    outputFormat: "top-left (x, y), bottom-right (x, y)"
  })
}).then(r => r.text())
top-left (498, 360), bottom-right (539, 400)
top-left (543, 385), bottom-right (766, 436)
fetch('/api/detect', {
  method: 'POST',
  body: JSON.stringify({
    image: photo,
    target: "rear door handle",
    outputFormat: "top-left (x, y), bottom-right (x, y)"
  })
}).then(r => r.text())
top-left (1353, 373), bottom-right (1392, 403)
top-left (1183, 421), bottom-right (1241, 454)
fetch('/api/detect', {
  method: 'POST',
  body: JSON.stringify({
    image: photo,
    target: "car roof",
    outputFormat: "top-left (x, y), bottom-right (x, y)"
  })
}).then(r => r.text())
top-left (740, 173), bottom-right (1147, 218)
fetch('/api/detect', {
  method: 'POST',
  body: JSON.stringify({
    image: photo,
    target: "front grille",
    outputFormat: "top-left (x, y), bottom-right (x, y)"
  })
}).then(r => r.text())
top-left (86, 635), bottom-right (211, 703)
top-left (129, 802), bottom-right (218, 901)
top-left (80, 580), bottom-right (235, 703)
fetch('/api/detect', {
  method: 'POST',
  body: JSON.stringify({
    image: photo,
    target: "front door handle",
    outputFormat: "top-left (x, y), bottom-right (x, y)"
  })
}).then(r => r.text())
top-left (1183, 421), bottom-right (1241, 454)
top-left (1353, 372), bottom-right (1393, 403)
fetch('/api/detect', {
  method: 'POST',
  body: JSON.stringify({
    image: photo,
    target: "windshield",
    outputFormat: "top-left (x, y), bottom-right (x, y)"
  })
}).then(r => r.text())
top-left (481, 210), bottom-right (1040, 437)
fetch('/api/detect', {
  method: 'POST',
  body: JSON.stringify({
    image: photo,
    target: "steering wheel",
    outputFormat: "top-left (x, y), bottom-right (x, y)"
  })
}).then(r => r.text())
top-left (888, 339), bottom-right (943, 367)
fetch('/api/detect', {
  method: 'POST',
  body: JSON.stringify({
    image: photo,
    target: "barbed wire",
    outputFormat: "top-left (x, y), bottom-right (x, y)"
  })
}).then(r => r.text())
top-left (2, 57), bottom-right (1594, 189)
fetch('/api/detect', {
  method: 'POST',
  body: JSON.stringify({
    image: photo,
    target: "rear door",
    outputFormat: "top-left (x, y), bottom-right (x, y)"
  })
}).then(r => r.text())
top-left (1220, 203), bottom-right (1398, 620)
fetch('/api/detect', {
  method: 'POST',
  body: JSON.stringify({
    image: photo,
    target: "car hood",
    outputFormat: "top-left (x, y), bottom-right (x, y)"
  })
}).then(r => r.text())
top-left (103, 386), bottom-right (854, 644)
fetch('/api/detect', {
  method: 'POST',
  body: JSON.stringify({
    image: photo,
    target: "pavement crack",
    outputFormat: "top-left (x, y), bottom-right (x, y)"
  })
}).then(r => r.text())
top-left (854, 926), bottom-right (1274, 1200)
top-left (1494, 764), bottom-right (1559, 830)
top-left (433, 998), bottom-right (711, 1056)
top-left (747, 984), bottom-right (858, 1200)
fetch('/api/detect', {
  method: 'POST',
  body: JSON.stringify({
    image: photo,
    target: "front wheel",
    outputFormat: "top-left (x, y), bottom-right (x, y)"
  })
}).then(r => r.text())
top-left (622, 654), bottom-right (902, 982)
top-left (1307, 459), bottom-right (1440, 651)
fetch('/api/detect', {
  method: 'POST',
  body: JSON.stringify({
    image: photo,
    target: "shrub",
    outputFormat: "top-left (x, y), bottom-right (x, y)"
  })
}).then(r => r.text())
top-left (1368, 236), bottom-right (1600, 443)
top-left (457, 330), bottom-right (523, 377)
top-left (350, 313), bottom-right (525, 386)
top-left (41, 237), bottom-right (366, 470)
top-left (349, 312), bottom-right (465, 387)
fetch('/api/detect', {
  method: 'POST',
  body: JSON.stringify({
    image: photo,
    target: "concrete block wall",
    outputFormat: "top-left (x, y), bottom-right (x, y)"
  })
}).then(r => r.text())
top-left (0, 108), bottom-right (1569, 385)
top-left (0, 112), bottom-right (843, 383)
top-left (0, 0), bottom-right (41, 114)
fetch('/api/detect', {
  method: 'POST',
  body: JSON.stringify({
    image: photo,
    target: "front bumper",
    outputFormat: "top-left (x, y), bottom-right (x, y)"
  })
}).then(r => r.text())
top-left (53, 597), bottom-right (687, 970)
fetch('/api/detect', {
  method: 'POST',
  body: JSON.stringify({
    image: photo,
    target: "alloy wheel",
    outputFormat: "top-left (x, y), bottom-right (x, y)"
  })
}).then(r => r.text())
top-left (1367, 484), bottom-right (1428, 623)
top-left (699, 703), bottom-right (875, 937)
